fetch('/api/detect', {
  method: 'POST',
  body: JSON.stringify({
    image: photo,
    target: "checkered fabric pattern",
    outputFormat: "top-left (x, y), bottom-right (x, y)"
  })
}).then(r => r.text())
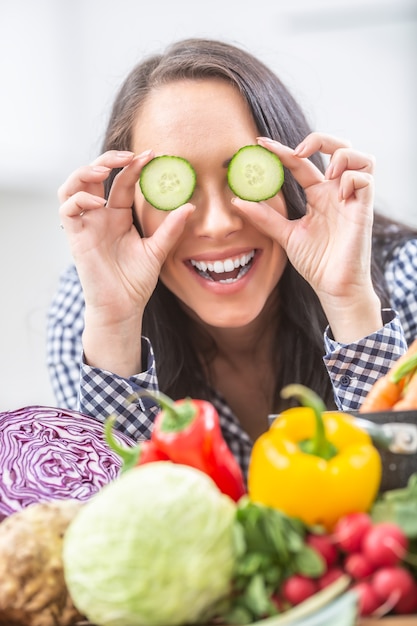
top-left (46, 238), bottom-right (417, 479)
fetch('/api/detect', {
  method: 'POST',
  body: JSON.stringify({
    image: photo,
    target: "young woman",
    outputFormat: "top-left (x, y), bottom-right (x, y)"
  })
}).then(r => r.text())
top-left (48, 38), bottom-right (417, 478)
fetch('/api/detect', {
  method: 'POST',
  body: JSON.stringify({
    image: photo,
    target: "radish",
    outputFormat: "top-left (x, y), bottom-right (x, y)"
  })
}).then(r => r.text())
top-left (317, 566), bottom-right (345, 590)
top-left (333, 512), bottom-right (372, 553)
top-left (281, 574), bottom-right (318, 605)
top-left (372, 566), bottom-right (414, 605)
top-left (306, 533), bottom-right (339, 569)
top-left (353, 580), bottom-right (381, 616)
top-left (394, 579), bottom-right (417, 614)
top-left (344, 552), bottom-right (376, 580)
top-left (362, 522), bottom-right (408, 568)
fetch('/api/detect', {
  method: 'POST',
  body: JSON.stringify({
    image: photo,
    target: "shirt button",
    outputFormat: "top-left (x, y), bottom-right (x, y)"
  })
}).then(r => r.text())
top-left (340, 375), bottom-right (351, 387)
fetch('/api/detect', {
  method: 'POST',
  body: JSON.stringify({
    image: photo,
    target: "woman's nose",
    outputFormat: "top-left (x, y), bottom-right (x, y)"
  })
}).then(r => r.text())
top-left (191, 188), bottom-right (243, 239)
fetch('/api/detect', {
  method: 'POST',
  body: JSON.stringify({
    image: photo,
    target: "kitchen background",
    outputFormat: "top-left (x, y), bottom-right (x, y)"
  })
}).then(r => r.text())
top-left (0, 0), bottom-right (416, 409)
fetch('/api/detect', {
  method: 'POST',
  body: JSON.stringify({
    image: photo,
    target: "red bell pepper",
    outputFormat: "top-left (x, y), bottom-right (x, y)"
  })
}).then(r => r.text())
top-left (150, 394), bottom-right (246, 502)
top-left (104, 395), bottom-right (246, 502)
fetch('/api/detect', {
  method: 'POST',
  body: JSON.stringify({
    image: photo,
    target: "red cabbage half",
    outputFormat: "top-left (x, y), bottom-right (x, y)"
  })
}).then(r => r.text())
top-left (0, 405), bottom-right (134, 519)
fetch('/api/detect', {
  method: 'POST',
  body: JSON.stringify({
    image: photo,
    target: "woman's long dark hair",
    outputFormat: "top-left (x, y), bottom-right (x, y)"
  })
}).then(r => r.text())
top-left (100, 38), bottom-right (416, 411)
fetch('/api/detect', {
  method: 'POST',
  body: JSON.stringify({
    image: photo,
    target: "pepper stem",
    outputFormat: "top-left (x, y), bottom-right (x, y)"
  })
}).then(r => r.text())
top-left (104, 416), bottom-right (141, 472)
top-left (139, 391), bottom-right (196, 433)
top-left (281, 384), bottom-right (337, 461)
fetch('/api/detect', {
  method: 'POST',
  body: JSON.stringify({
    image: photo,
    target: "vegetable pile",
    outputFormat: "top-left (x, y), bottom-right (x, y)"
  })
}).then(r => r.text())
top-left (1, 353), bottom-right (417, 625)
top-left (0, 406), bottom-right (132, 518)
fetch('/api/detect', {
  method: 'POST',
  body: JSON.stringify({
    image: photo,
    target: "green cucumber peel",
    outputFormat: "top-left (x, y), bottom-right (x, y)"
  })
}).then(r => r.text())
top-left (227, 144), bottom-right (284, 202)
top-left (139, 155), bottom-right (196, 210)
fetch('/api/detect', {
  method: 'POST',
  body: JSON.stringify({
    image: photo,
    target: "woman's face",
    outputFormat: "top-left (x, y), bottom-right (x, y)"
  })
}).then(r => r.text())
top-left (132, 78), bottom-right (288, 328)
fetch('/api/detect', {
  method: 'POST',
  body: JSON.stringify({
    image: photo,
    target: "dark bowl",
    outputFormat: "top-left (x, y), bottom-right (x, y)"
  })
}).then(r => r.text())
top-left (356, 409), bottom-right (417, 493)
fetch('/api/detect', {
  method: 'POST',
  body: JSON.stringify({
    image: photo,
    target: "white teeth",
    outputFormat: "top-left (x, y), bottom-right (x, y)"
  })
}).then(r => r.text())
top-left (191, 250), bottom-right (255, 274)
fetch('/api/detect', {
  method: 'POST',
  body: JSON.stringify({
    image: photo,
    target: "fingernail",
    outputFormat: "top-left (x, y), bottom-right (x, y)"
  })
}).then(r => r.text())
top-left (116, 151), bottom-right (134, 158)
top-left (92, 165), bottom-right (111, 173)
top-left (138, 149), bottom-right (153, 158)
top-left (92, 196), bottom-right (107, 206)
top-left (257, 136), bottom-right (274, 143)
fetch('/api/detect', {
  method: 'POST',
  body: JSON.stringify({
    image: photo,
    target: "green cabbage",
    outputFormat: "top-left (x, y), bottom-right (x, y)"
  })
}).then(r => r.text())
top-left (63, 461), bottom-right (237, 626)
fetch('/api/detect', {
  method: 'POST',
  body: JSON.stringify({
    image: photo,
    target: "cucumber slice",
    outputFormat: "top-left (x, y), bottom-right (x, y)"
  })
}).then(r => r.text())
top-left (139, 155), bottom-right (196, 211)
top-left (227, 144), bottom-right (284, 202)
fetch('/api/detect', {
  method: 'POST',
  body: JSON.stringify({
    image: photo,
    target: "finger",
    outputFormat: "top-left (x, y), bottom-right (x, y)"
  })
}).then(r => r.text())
top-left (294, 132), bottom-right (352, 158)
top-left (325, 148), bottom-right (375, 179)
top-left (339, 171), bottom-right (374, 204)
top-left (107, 150), bottom-right (154, 209)
top-left (58, 151), bottom-right (135, 202)
top-left (146, 203), bottom-right (196, 264)
top-left (59, 192), bottom-right (107, 234)
top-left (231, 197), bottom-right (290, 248)
top-left (257, 137), bottom-right (324, 189)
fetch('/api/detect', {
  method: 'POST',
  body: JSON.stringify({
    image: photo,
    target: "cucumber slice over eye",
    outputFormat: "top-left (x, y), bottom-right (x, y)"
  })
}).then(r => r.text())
top-left (227, 144), bottom-right (284, 201)
top-left (139, 155), bottom-right (196, 210)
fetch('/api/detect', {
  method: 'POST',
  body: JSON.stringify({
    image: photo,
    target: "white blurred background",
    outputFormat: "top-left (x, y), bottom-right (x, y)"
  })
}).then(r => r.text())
top-left (0, 0), bottom-right (416, 409)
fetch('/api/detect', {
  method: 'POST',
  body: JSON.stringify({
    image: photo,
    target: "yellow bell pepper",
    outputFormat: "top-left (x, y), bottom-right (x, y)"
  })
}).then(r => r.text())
top-left (248, 384), bottom-right (382, 531)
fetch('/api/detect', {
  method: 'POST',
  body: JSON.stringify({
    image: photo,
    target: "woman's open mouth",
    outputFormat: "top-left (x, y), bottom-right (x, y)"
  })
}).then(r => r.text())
top-left (189, 250), bottom-right (255, 284)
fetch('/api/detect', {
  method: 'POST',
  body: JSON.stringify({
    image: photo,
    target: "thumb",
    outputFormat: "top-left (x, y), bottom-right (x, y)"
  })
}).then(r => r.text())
top-left (145, 203), bottom-right (196, 264)
top-left (231, 198), bottom-right (292, 249)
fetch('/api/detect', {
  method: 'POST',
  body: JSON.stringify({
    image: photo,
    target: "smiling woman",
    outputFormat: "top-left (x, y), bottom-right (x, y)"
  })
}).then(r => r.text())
top-left (47, 37), bottom-right (417, 480)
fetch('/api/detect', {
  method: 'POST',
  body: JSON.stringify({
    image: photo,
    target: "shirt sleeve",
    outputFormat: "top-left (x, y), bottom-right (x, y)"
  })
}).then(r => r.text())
top-left (79, 337), bottom-right (161, 441)
top-left (323, 309), bottom-right (408, 411)
top-left (384, 238), bottom-right (417, 344)
top-left (46, 265), bottom-right (85, 410)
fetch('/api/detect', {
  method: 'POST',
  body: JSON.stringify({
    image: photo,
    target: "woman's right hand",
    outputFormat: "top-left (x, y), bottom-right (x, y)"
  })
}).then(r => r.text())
top-left (58, 150), bottom-right (194, 375)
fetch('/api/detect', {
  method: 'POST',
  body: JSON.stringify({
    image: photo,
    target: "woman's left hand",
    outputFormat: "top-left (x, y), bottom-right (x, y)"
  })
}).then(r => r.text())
top-left (232, 132), bottom-right (382, 343)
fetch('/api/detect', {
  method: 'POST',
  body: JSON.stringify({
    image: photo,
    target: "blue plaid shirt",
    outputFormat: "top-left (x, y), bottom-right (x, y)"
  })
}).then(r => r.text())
top-left (47, 238), bottom-right (417, 478)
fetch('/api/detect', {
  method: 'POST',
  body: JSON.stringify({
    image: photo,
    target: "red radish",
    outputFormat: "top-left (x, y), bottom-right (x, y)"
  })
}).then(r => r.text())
top-left (394, 580), bottom-right (417, 614)
top-left (333, 512), bottom-right (372, 553)
top-left (362, 523), bottom-right (408, 568)
top-left (344, 552), bottom-right (376, 580)
top-left (353, 580), bottom-right (381, 616)
top-left (281, 574), bottom-right (318, 605)
top-left (372, 566), bottom-right (415, 606)
top-left (317, 566), bottom-right (345, 590)
top-left (306, 533), bottom-right (339, 569)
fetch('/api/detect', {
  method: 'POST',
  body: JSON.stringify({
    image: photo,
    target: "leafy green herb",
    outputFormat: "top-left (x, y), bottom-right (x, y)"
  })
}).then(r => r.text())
top-left (371, 472), bottom-right (417, 578)
top-left (371, 472), bottom-right (417, 538)
top-left (220, 497), bottom-right (325, 624)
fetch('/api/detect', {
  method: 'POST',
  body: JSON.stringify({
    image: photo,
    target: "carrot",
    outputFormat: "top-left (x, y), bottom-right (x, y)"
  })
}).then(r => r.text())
top-left (359, 374), bottom-right (402, 412)
top-left (392, 371), bottom-right (417, 410)
top-left (359, 338), bottom-right (417, 413)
